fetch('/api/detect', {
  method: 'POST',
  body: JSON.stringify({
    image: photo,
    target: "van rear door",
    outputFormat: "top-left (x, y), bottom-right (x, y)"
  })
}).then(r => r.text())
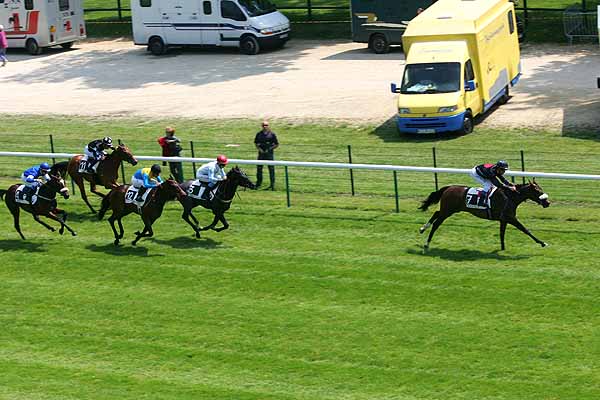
top-left (160, 0), bottom-right (201, 44)
top-left (56, 0), bottom-right (76, 41)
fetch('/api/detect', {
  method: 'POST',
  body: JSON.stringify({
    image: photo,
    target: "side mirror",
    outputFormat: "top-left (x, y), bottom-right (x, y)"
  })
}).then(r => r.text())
top-left (390, 83), bottom-right (401, 93)
top-left (465, 80), bottom-right (476, 92)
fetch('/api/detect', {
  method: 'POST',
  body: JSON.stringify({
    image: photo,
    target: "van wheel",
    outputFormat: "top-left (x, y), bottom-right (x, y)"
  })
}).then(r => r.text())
top-left (369, 34), bottom-right (389, 54)
top-left (149, 37), bottom-right (166, 56)
top-left (60, 42), bottom-right (74, 49)
top-left (499, 86), bottom-right (510, 105)
top-left (240, 36), bottom-right (260, 55)
top-left (26, 38), bottom-right (42, 55)
top-left (459, 113), bottom-right (474, 135)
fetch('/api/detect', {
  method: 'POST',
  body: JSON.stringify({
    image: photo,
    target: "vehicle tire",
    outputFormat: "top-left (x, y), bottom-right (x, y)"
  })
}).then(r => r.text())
top-left (60, 42), bottom-right (74, 49)
top-left (459, 113), bottom-right (474, 135)
top-left (499, 86), bottom-right (510, 105)
top-left (240, 35), bottom-right (260, 55)
top-left (148, 36), bottom-right (166, 56)
top-left (369, 34), bottom-right (389, 54)
top-left (26, 38), bottom-right (42, 55)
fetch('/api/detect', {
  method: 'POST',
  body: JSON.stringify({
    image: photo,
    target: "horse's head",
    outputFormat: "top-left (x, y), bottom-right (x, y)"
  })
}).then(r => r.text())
top-left (162, 178), bottom-right (187, 200)
top-left (228, 166), bottom-right (256, 190)
top-left (114, 144), bottom-right (138, 166)
top-left (47, 174), bottom-right (70, 199)
top-left (518, 179), bottom-right (550, 208)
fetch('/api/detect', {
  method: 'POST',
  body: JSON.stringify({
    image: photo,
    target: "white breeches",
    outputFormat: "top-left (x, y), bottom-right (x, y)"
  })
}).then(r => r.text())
top-left (131, 176), bottom-right (144, 189)
top-left (470, 167), bottom-right (493, 192)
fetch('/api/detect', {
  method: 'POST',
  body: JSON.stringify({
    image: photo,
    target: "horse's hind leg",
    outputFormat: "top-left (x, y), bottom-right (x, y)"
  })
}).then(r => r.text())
top-left (424, 216), bottom-right (448, 251)
top-left (47, 212), bottom-right (77, 236)
top-left (420, 211), bottom-right (440, 234)
top-left (182, 209), bottom-right (201, 238)
top-left (33, 215), bottom-right (56, 232)
top-left (9, 204), bottom-right (26, 240)
top-left (200, 214), bottom-right (220, 231)
top-left (213, 215), bottom-right (229, 232)
top-left (108, 215), bottom-right (121, 245)
top-left (75, 177), bottom-right (96, 214)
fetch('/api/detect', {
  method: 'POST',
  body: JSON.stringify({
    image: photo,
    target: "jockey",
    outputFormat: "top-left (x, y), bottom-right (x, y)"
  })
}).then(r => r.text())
top-left (21, 162), bottom-right (51, 197)
top-left (131, 164), bottom-right (164, 202)
top-left (84, 136), bottom-right (115, 172)
top-left (196, 155), bottom-right (228, 189)
top-left (471, 160), bottom-right (517, 218)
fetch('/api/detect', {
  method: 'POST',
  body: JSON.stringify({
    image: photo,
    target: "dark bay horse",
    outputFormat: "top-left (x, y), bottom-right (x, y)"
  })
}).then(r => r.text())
top-left (98, 179), bottom-right (187, 246)
top-left (179, 167), bottom-right (256, 237)
top-left (419, 180), bottom-right (551, 251)
top-left (1, 175), bottom-right (77, 239)
top-left (67, 144), bottom-right (138, 214)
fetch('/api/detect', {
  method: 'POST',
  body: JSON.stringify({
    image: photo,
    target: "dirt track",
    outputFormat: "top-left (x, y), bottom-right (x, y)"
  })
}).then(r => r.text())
top-left (1, 39), bottom-right (599, 131)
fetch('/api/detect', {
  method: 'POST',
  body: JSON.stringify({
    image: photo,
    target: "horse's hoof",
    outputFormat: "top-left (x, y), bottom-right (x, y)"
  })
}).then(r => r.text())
top-left (131, 241), bottom-right (137, 246)
top-left (419, 227), bottom-right (425, 234)
top-left (72, 231), bottom-right (77, 237)
top-left (114, 240), bottom-right (120, 246)
top-left (134, 231), bottom-right (140, 235)
top-left (59, 229), bottom-right (65, 235)
top-left (541, 242), bottom-right (549, 248)
top-left (195, 231), bottom-right (201, 238)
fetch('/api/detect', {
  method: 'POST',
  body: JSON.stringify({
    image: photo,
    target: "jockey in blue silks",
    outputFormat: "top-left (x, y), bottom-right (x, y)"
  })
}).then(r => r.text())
top-left (131, 164), bottom-right (163, 202)
top-left (21, 162), bottom-right (51, 196)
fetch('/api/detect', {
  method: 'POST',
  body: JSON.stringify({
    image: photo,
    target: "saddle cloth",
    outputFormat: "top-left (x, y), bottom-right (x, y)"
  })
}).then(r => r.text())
top-left (125, 186), bottom-right (152, 208)
top-left (78, 158), bottom-right (93, 174)
top-left (465, 187), bottom-right (496, 210)
top-left (187, 180), bottom-right (216, 201)
top-left (15, 185), bottom-right (38, 205)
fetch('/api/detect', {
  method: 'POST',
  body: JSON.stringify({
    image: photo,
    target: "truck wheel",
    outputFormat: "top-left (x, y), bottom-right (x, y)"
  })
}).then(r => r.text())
top-left (499, 86), bottom-right (510, 105)
top-left (459, 114), bottom-right (474, 135)
top-left (370, 34), bottom-right (389, 54)
top-left (240, 36), bottom-right (260, 55)
top-left (149, 37), bottom-right (166, 56)
top-left (26, 38), bottom-right (42, 55)
top-left (60, 42), bottom-right (74, 49)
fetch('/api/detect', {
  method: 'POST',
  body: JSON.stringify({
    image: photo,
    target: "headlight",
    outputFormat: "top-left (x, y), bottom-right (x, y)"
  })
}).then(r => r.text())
top-left (398, 108), bottom-right (411, 114)
top-left (438, 105), bottom-right (458, 113)
top-left (260, 28), bottom-right (274, 35)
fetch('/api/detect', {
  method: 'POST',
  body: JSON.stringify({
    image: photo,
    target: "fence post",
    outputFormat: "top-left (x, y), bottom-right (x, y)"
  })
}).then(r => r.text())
top-left (393, 171), bottom-right (399, 213)
top-left (190, 140), bottom-right (197, 177)
top-left (118, 139), bottom-right (126, 184)
top-left (117, 0), bottom-right (123, 20)
top-left (523, 0), bottom-right (529, 26)
top-left (520, 150), bottom-right (526, 185)
top-left (49, 134), bottom-right (56, 165)
top-left (285, 166), bottom-right (291, 207)
top-left (432, 147), bottom-right (439, 191)
top-left (307, 0), bottom-right (312, 20)
top-left (347, 145), bottom-right (355, 196)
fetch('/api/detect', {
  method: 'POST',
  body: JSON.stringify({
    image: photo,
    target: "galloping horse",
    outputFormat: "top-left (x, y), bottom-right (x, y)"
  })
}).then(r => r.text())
top-left (0, 175), bottom-right (77, 239)
top-left (178, 167), bottom-right (256, 237)
top-left (67, 144), bottom-right (138, 213)
top-left (98, 179), bottom-right (187, 246)
top-left (419, 180), bottom-right (551, 251)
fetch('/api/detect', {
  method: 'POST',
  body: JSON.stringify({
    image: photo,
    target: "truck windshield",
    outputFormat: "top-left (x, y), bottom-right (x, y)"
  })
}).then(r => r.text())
top-left (238, 0), bottom-right (277, 17)
top-left (400, 63), bottom-right (461, 94)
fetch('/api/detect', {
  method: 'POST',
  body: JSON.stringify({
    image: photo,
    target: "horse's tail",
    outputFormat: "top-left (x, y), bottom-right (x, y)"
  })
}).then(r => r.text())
top-left (419, 186), bottom-right (452, 211)
top-left (98, 190), bottom-right (113, 220)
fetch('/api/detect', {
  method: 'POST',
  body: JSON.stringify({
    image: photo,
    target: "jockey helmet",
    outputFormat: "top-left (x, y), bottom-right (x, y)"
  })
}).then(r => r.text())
top-left (40, 162), bottom-right (51, 171)
top-left (495, 160), bottom-right (509, 169)
top-left (151, 164), bottom-right (161, 174)
top-left (217, 155), bottom-right (228, 165)
top-left (103, 136), bottom-right (113, 146)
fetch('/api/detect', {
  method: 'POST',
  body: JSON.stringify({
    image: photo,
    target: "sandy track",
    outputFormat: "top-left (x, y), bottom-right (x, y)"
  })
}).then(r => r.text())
top-left (1, 39), bottom-right (599, 130)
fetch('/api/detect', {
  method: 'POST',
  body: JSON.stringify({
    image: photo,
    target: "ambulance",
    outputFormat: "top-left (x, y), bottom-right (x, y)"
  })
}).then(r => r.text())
top-left (131, 0), bottom-right (290, 55)
top-left (390, 0), bottom-right (521, 134)
top-left (1, 0), bottom-right (86, 55)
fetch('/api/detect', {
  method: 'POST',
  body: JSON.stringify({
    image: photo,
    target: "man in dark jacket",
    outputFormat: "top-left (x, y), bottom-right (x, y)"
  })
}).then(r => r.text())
top-left (254, 120), bottom-right (279, 190)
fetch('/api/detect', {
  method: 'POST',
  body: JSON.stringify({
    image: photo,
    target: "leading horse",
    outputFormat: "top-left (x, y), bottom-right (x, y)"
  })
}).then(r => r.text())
top-left (419, 180), bottom-right (550, 251)
top-left (98, 179), bottom-right (187, 246)
top-left (178, 167), bottom-right (256, 237)
top-left (1, 175), bottom-right (77, 239)
top-left (67, 144), bottom-right (138, 214)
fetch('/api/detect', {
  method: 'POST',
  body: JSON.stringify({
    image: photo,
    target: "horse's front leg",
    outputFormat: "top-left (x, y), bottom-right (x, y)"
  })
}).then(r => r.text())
top-left (33, 214), bottom-right (56, 232)
top-left (47, 211), bottom-right (77, 236)
top-left (89, 182), bottom-right (106, 198)
top-left (132, 217), bottom-right (155, 246)
top-left (508, 217), bottom-right (548, 247)
top-left (213, 214), bottom-right (229, 232)
top-left (499, 221), bottom-right (507, 250)
top-left (54, 208), bottom-right (67, 235)
top-left (182, 209), bottom-right (201, 238)
top-left (108, 215), bottom-right (121, 245)
top-left (200, 214), bottom-right (220, 231)
top-left (75, 177), bottom-right (96, 213)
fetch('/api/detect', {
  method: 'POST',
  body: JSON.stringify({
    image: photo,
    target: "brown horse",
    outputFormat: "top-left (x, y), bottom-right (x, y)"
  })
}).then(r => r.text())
top-left (0, 175), bottom-right (77, 239)
top-left (97, 179), bottom-right (187, 246)
top-left (419, 180), bottom-right (551, 251)
top-left (67, 144), bottom-right (138, 214)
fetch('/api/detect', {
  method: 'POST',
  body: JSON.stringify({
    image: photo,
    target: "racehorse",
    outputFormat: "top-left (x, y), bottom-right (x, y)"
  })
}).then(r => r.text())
top-left (97, 178), bottom-right (187, 246)
top-left (178, 167), bottom-right (256, 238)
top-left (0, 175), bottom-right (77, 239)
top-left (67, 144), bottom-right (138, 214)
top-left (418, 180), bottom-right (551, 251)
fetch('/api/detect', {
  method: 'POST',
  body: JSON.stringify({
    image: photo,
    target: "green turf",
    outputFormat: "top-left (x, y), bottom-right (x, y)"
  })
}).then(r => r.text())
top-left (0, 115), bottom-right (599, 399)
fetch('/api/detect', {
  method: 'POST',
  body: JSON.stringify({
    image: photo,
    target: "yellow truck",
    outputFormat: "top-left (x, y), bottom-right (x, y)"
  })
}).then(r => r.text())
top-left (390, 0), bottom-right (521, 134)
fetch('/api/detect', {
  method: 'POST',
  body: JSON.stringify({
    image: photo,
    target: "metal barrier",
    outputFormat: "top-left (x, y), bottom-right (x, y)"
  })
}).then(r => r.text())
top-left (563, 6), bottom-right (598, 44)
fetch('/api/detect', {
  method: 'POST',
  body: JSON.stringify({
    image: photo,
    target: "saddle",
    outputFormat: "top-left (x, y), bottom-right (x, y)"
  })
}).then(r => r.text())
top-left (15, 185), bottom-right (39, 205)
top-left (465, 187), bottom-right (497, 210)
top-left (187, 180), bottom-right (217, 201)
top-left (125, 186), bottom-right (153, 209)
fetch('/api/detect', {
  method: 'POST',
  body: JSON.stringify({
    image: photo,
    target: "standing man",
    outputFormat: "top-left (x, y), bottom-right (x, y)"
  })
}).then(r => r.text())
top-left (157, 126), bottom-right (184, 183)
top-left (254, 120), bottom-right (279, 190)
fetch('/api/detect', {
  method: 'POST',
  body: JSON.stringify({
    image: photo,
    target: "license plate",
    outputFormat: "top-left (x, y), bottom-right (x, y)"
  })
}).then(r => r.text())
top-left (279, 33), bottom-right (288, 39)
top-left (417, 129), bottom-right (435, 134)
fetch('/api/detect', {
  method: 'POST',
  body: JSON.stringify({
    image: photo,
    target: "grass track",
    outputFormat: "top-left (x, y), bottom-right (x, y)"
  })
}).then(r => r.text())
top-left (0, 116), bottom-right (599, 399)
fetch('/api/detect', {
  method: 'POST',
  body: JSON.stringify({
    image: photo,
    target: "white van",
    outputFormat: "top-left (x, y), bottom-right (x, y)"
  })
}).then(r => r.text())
top-left (1, 0), bottom-right (86, 55)
top-left (131, 0), bottom-right (290, 55)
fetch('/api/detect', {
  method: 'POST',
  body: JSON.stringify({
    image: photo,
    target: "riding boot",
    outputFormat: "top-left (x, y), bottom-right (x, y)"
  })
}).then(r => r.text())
top-left (135, 187), bottom-right (147, 203)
